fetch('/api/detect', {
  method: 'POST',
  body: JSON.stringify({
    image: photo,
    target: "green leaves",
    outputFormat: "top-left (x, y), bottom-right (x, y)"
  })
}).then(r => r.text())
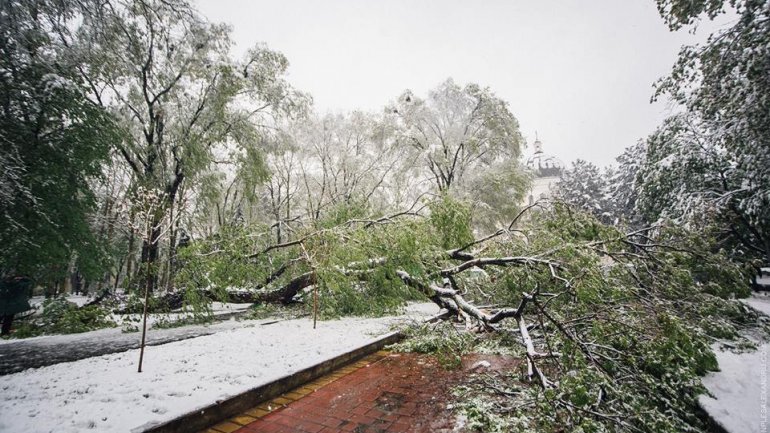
top-left (429, 194), bottom-right (474, 250)
top-left (0, 0), bottom-right (118, 279)
top-left (15, 297), bottom-right (116, 337)
top-left (649, 0), bottom-right (770, 264)
top-left (654, 0), bottom-right (733, 30)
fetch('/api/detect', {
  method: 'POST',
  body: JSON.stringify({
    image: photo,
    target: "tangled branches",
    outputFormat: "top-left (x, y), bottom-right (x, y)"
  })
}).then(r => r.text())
top-left (172, 198), bottom-right (760, 431)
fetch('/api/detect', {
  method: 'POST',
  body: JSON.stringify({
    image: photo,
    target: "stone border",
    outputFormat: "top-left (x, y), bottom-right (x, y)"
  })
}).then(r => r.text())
top-left (140, 330), bottom-right (404, 433)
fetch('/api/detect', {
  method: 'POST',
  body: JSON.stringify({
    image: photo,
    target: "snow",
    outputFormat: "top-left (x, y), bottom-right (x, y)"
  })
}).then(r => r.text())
top-left (744, 293), bottom-right (770, 316)
top-left (656, 154), bottom-right (675, 169)
top-left (41, 73), bottom-right (72, 93)
top-left (0, 303), bottom-right (440, 433)
top-left (699, 294), bottom-right (770, 433)
top-left (111, 302), bottom-right (253, 328)
top-left (22, 296), bottom-right (252, 331)
top-left (699, 343), bottom-right (770, 433)
top-left (28, 294), bottom-right (93, 309)
top-left (755, 269), bottom-right (770, 288)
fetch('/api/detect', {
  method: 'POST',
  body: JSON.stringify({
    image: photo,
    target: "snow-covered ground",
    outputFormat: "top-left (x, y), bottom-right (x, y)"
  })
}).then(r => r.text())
top-left (699, 294), bottom-right (770, 433)
top-left (0, 314), bottom-right (280, 374)
top-left (29, 294), bottom-right (94, 308)
top-left (20, 294), bottom-right (254, 333)
top-left (0, 303), bottom-right (440, 433)
top-left (111, 302), bottom-right (254, 328)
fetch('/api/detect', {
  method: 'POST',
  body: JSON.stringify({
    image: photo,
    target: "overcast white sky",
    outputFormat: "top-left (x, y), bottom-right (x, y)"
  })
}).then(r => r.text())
top-left (196, 0), bottom-right (730, 167)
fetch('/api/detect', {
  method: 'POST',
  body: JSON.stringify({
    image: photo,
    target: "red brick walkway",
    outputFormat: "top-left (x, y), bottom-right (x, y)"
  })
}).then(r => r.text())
top-left (239, 351), bottom-right (462, 433)
top-left (204, 351), bottom-right (505, 433)
top-left (204, 351), bottom-right (520, 433)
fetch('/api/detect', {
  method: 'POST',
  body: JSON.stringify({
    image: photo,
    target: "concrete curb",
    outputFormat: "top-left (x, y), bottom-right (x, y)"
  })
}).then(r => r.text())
top-left (140, 330), bottom-right (405, 433)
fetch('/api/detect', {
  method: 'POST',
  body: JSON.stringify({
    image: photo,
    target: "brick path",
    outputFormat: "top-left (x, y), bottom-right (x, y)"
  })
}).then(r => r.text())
top-left (201, 351), bottom-right (484, 433)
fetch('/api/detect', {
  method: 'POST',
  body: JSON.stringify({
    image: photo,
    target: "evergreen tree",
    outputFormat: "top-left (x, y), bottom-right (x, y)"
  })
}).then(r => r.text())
top-left (608, 141), bottom-right (646, 227)
top-left (553, 159), bottom-right (611, 223)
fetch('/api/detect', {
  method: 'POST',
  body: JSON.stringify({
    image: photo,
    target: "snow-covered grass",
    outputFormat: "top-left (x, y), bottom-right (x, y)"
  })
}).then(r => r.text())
top-left (699, 294), bottom-right (770, 433)
top-left (0, 303), bottom-right (439, 433)
top-left (29, 294), bottom-right (93, 309)
top-left (8, 294), bottom-right (256, 341)
top-left (112, 302), bottom-right (253, 329)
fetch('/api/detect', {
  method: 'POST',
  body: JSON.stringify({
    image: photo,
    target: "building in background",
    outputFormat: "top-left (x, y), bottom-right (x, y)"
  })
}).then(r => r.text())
top-left (524, 136), bottom-right (564, 205)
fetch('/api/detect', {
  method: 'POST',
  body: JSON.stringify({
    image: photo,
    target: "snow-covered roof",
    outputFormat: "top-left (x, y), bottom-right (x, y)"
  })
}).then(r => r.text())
top-left (525, 139), bottom-right (564, 178)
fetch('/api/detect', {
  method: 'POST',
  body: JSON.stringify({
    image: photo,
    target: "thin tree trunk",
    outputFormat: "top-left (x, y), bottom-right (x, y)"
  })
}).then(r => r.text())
top-left (164, 194), bottom-right (175, 292)
top-left (137, 242), bottom-right (152, 373)
top-left (140, 221), bottom-right (162, 295)
top-left (125, 206), bottom-right (137, 294)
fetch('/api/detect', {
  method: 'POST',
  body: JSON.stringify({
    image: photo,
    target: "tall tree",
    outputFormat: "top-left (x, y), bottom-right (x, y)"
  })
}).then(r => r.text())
top-left (553, 159), bottom-right (611, 223)
top-left (0, 0), bottom-right (118, 281)
top-left (606, 141), bottom-right (646, 227)
top-left (389, 78), bottom-right (523, 193)
top-left (74, 0), bottom-right (308, 292)
top-left (650, 0), bottom-right (770, 263)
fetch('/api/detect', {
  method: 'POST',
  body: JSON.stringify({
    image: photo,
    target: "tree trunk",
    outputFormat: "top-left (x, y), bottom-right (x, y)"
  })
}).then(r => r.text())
top-left (166, 193), bottom-right (176, 291)
top-left (140, 223), bottom-right (161, 295)
top-left (125, 206), bottom-right (137, 294)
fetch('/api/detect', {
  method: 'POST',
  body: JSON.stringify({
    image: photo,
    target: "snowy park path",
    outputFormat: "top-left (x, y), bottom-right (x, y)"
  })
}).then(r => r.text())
top-left (0, 303), bottom-right (439, 433)
top-left (699, 294), bottom-right (770, 433)
top-left (0, 304), bottom-right (256, 375)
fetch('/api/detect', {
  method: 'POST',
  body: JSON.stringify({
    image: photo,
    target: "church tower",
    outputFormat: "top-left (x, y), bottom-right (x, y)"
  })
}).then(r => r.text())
top-left (524, 134), bottom-right (563, 205)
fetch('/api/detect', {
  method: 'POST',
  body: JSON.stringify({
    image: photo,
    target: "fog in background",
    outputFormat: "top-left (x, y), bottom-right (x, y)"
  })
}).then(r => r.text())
top-left (196, 0), bottom-right (733, 166)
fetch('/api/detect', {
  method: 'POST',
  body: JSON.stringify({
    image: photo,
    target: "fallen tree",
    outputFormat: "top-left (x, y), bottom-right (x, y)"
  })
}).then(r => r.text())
top-left (109, 198), bottom-right (761, 430)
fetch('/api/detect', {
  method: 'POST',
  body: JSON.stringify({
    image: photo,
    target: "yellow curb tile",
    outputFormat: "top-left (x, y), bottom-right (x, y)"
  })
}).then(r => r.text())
top-left (230, 415), bottom-right (256, 426)
top-left (293, 387), bottom-right (313, 396)
top-left (210, 421), bottom-right (241, 433)
top-left (257, 403), bottom-right (275, 411)
top-left (200, 429), bottom-right (221, 433)
top-left (284, 391), bottom-right (305, 400)
top-left (271, 397), bottom-right (293, 405)
top-left (245, 408), bottom-right (271, 418)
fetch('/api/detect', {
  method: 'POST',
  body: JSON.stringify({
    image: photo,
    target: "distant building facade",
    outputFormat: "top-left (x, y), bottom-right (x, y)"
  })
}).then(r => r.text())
top-left (524, 136), bottom-right (564, 205)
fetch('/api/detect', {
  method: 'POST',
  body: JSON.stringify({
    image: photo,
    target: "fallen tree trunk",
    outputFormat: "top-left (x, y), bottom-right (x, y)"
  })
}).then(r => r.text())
top-left (113, 271), bottom-right (316, 314)
top-left (393, 267), bottom-right (559, 388)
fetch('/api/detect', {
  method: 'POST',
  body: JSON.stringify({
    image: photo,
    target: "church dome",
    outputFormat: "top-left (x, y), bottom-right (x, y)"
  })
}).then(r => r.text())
top-left (525, 138), bottom-right (564, 178)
